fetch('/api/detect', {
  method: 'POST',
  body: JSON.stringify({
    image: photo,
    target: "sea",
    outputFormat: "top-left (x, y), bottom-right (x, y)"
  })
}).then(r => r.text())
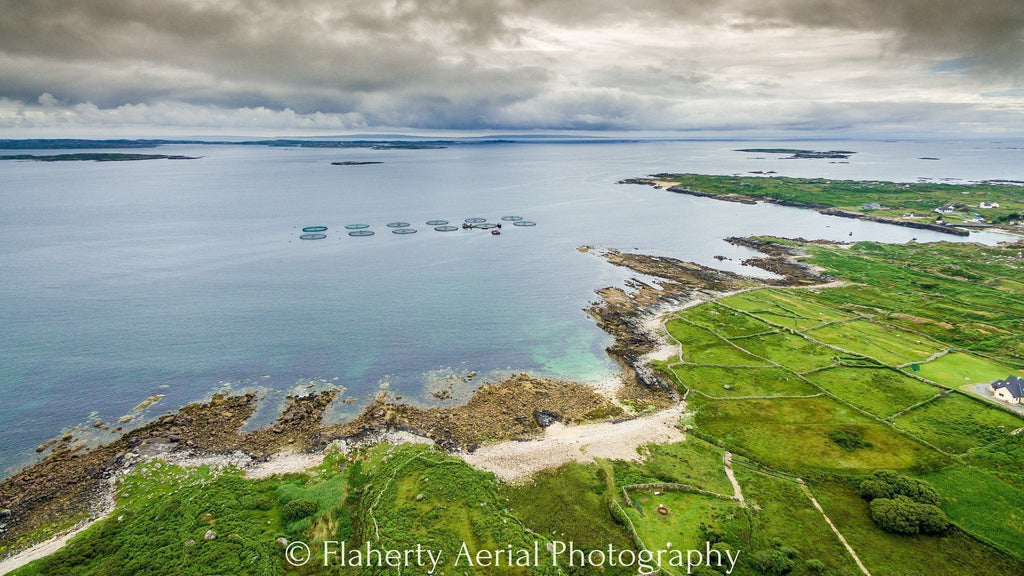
top-left (1, 137), bottom-right (1021, 477)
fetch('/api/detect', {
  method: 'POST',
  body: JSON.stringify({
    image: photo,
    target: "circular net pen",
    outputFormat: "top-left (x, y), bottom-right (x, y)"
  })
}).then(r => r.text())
top-left (434, 225), bottom-right (459, 232)
top-left (386, 222), bottom-right (411, 228)
top-left (464, 217), bottom-right (487, 224)
top-left (299, 233), bottom-right (328, 240)
top-left (348, 230), bottom-right (374, 237)
top-left (500, 216), bottom-right (524, 221)
top-left (513, 221), bottom-right (537, 227)
top-left (391, 228), bottom-right (417, 234)
top-left (426, 220), bottom-right (449, 226)
top-left (302, 226), bottom-right (328, 232)
top-left (345, 223), bottom-right (370, 230)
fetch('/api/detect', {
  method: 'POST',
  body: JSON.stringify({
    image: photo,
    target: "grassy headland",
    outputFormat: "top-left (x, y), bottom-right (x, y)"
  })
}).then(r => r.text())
top-left (622, 173), bottom-right (1024, 234)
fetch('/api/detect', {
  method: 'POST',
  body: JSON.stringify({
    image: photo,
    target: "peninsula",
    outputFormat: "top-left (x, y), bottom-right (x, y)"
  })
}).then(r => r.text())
top-left (621, 173), bottom-right (1024, 236)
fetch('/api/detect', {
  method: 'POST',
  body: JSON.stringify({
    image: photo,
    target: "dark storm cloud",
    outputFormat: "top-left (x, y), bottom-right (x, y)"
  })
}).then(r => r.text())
top-left (738, 0), bottom-right (1024, 76)
top-left (0, 0), bottom-right (542, 118)
top-left (0, 0), bottom-right (1021, 133)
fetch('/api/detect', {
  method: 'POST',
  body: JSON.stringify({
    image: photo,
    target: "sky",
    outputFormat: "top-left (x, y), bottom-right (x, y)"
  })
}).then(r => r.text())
top-left (1, 0), bottom-right (1023, 137)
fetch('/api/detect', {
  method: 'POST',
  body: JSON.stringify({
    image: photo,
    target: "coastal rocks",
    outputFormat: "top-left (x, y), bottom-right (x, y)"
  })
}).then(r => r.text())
top-left (336, 374), bottom-right (623, 451)
top-left (725, 237), bottom-right (830, 286)
top-left (533, 410), bottom-right (560, 428)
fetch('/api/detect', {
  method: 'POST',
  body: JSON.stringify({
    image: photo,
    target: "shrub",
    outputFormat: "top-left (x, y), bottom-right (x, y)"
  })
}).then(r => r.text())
top-left (805, 558), bottom-right (828, 573)
top-left (827, 429), bottom-right (873, 451)
top-left (282, 499), bottom-right (317, 523)
top-left (869, 495), bottom-right (949, 534)
top-left (750, 546), bottom-right (797, 575)
top-left (859, 470), bottom-right (940, 505)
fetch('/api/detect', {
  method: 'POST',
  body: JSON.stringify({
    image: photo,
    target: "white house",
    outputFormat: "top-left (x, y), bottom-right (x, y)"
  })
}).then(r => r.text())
top-left (935, 203), bottom-right (956, 215)
top-left (979, 202), bottom-right (1001, 209)
top-left (991, 376), bottom-right (1024, 405)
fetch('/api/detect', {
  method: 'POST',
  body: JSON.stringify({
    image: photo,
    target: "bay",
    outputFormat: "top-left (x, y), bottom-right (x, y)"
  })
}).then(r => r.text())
top-left (1, 138), bottom-right (1020, 476)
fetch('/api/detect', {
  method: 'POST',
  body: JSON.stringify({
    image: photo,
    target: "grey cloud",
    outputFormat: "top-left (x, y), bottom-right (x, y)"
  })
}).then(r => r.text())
top-left (0, 0), bottom-right (1022, 133)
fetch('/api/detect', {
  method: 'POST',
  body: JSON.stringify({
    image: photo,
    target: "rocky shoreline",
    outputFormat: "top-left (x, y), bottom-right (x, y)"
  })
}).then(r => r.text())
top-left (0, 236), bottom-right (827, 560)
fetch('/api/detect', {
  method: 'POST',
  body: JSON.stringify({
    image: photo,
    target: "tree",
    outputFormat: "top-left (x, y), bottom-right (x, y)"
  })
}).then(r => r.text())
top-left (859, 470), bottom-right (940, 505)
top-left (869, 496), bottom-right (949, 535)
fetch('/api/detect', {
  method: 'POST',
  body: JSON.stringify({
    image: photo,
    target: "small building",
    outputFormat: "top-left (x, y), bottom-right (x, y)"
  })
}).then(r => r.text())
top-left (991, 375), bottom-right (1024, 405)
top-left (934, 203), bottom-right (956, 215)
top-left (979, 202), bottom-right (1001, 209)
top-left (861, 202), bottom-right (883, 210)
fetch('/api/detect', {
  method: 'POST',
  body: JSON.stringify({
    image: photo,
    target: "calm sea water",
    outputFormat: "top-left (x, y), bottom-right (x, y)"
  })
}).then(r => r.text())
top-left (1, 138), bottom-right (1021, 476)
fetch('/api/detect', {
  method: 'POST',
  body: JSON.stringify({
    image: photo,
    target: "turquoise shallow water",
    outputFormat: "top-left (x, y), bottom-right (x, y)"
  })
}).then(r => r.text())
top-left (0, 138), bottom-right (1020, 476)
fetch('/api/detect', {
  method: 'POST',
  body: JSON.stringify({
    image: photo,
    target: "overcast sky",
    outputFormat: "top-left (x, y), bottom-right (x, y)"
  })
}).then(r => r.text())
top-left (1, 0), bottom-right (1023, 137)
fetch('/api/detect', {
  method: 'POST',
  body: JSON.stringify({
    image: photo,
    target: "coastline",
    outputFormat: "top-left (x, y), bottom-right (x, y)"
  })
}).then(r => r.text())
top-left (0, 237), bottom-right (828, 565)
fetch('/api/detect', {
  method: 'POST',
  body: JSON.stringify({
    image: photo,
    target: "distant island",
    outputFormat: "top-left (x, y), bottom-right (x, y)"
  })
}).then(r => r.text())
top-left (0, 153), bottom-right (199, 162)
top-left (736, 148), bottom-right (856, 159)
top-left (0, 138), bottom-right (450, 150)
top-left (331, 160), bottom-right (383, 165)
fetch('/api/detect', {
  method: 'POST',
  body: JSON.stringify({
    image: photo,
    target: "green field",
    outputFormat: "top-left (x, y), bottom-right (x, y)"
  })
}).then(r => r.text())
top-left (804, 367), bottom-right (940, 418)
top-left (892, 393), bottom-right (1023, 454)
top-left (812, 481), bottom-right (1024, 576)
top-left (719, 291), bottom-right (847, 331)
top-left (731, 331), bottom-right (839, 374)
top-left (683, 302), bottom-right (776, 338)
top-left (622, 490), bottom-right (742, 564)
top-left (690, 395), bottom-right (937, 473)
top-left (669, 365), bottom-right (820, 398)
top-left (915, 352), bottom-right (1022, 388)
top-left (923, 465), bottom-right (1024, 562)
top-left (806, 320), bottom-right (947, 366)
top-left (664, 318), bottom-right (770, 365)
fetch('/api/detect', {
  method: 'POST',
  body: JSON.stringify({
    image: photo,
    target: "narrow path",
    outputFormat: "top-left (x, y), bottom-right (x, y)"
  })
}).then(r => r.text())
top-left (722, 452), bottom-right (745, 505)
top-left (798, 480), bottom-right (872, 576)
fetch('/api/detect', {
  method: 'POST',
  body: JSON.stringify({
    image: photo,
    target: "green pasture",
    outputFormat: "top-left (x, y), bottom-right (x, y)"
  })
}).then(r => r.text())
top-left (731, 331), bottom-right (839, 373)
top-left (682, 302), bottom-right (775, 338)
top-left (922, 465), bottom-right (1024, 562)
top-left (812, 481), bottom-right (1024, 576)
top-left (806, 320), bottom-right (947, 366)
top-left (892, 393), bottom-right (1023, 454)
top-left (689, 396), bottom-right (937, 473)
top-left (664, 318), bottom-right (769, 366)
top-left (915, 352), bottom-right (1021, 388)
top-left (669, 364), bottom-right (820, 398)
top-left (804, 367), bottom-right (940, 419)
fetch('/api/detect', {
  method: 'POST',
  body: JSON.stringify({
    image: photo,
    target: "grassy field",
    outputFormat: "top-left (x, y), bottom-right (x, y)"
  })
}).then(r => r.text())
top-left (803, 367), bottom-right (940, 418)
top-left (806, 320), bottom-right (947, 366)
top-left (665, 318), bottom-right (770, 366)
top-left (914, 352), bottom-right (1021, 387)
top-left (730, 331), bottom-right (839, 374)
top-left (669, 365), bottom-right (820, 398)
top-left (892, 393), bottom-right (1023, 454)
top-left (689, 395), bottom-right (938, 473)
top-left (923, 465), bottom-right (1024, 562)
top-left (681, 302), bottom-right (776, 338)
top-left (812, 481), bottom-right (1024, 576)
top-left (656, 237), bottom-right (1024, 575)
